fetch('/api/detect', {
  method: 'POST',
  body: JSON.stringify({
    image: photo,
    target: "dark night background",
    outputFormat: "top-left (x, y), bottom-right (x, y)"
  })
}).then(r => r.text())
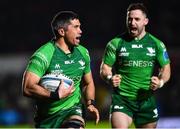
top-left (0, 0), bottom-right (180, 127)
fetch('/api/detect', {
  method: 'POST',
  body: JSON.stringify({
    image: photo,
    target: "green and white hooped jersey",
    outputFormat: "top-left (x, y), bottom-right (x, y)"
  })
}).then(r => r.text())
top-left (26, 41), bottom-right (91, 115)
top-left (103, 32), bottom-right (170, 99)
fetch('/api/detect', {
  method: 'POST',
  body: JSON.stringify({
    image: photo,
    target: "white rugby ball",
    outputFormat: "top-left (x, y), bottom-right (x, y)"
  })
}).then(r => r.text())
top-left (39, 73), bottom-right (73, 92)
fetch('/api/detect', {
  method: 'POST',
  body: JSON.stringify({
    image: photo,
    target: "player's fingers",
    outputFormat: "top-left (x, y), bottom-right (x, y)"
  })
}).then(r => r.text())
top-left (59, 80), bottom-right (64, 85)
top-left (70, 81), bottom-right (74, 87)
top-left (88, 106), bottom-right (93, 112)
top-left (88, 106), bottom-right (99, 124)
top-left (150, 84), bottom-right (158, 91)
top-left (115, 74), bottom-right (122, 79)
top-left (113, 80), bottom-right (120, 87)
top-left (95, 110), bottom-right (100, 124)
top-left (71, 87), bottom-right (75, 93)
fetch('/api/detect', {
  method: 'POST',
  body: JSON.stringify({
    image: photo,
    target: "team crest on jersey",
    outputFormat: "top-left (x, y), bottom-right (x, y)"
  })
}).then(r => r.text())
top-left (78, 60), bottom-right (85, 70)
top-left (79, 60), bottom-right (85, 66)
top-left (146, 47), bottom-right (155, 56)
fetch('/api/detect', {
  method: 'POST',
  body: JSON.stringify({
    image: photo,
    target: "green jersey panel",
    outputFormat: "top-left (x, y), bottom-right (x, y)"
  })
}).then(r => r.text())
top-left (103, 37), bottom-right (122, 66)
top-left (26, 42), bottom-right (55, 77)
top-left (149, 34), bottom-right (170, 67)
top-left (76, 45), bottom-right (91, 74)
top-left (26, 41), bottom-right (91, 116)
top-left (103, 33), bottom-right (170, 99)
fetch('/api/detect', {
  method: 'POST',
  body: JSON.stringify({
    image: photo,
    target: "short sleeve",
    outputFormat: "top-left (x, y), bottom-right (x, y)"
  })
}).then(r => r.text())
top-left (102, 38), bottom-right (121, 66)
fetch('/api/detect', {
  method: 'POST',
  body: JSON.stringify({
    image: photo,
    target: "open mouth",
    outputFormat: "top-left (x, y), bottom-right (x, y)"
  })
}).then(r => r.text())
top-left (75, 36), bottom-right (81, 43)
top-left (130, 27), bottom-right (138, 34)
top-left (76, 36), bottom-right (81, 40)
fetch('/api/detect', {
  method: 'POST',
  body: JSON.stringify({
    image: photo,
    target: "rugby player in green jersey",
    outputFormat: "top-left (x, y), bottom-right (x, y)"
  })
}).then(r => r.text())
top-left (22, 11), bottom-right (99, 128)
top-left (100, 3), bottom-right (171, 129)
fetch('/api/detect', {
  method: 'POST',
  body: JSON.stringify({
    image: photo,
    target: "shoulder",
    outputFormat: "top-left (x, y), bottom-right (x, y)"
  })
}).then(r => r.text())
top-left (148, 33), bottom-right (166, 48)
top-left (107, 32), bottom-right (129, 47)
top-left (106, 35), bottom-right (124, 52)
top-left (31, 41), bottom-right (55, 61)
top-left (148, 33), bottom-right (166, 49)
top-left (76, 44), bottom-right (90, 61)
top-left (76, 44), bottom-right (89, 54)
top-left (36, 41), bottom-right (55, 53)
top-left (148, 33), bottom-right (162, 42)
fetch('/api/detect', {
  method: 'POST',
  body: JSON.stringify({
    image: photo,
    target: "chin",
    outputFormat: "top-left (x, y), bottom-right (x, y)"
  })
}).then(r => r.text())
top-left (75, 41), bottom-right (80, 45)
top-left (73, 43), bottom-right (79, 47)
top-left (130, 33), bottom-right (138, 37)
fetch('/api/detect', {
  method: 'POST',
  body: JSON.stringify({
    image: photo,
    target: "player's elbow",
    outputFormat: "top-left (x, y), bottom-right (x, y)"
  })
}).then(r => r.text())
top-left (99, 67), bottom-right (105, 80)
top-left (22, 85), bottom-right (32, 98)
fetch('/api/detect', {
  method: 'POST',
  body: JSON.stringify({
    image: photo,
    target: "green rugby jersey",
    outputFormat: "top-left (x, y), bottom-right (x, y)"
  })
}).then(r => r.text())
top-left (26, 41), bottom-right (91, 116)
top-left (103, 32), bottom-right (170, 99)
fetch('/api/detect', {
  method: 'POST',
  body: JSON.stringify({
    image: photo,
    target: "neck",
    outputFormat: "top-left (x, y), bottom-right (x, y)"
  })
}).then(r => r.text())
top-left (55, 39), bottom-right (72, 54)
top-left (137, 30), bottom-right (146, 40)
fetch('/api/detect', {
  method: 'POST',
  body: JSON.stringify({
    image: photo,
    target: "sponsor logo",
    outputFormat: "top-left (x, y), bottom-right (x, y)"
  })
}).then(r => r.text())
top-left (64, 60), bottom-right (75, 64)
top-left (124, 60), bottom-right (153, 67)
top-left (119, 47), bottom-right (129, 57)
top-left (119, 53), bottom-right (129, 56)
top-left (120, 47), bottom-right (126, 52)
top-left (132, 44), bottom-right (143, 48)
top-left (51, 70), bottom-right (63, 74)
top-left (55, 64), bottom-right (60, 69)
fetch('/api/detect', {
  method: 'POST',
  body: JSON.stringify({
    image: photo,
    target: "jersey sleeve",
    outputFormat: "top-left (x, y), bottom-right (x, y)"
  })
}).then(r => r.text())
top-left (156, 41), bottom-right (170, 67)
top-left (102, 38), bottom-right (121, 66)
top-left (77, 45), bottom-right (91, 74)
top-left (26, 42), bottom-right (55, 77)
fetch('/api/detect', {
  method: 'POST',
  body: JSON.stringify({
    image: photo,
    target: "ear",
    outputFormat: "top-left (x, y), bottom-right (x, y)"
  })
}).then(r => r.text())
top-left (58, 28), bottom-right (65, 36)
top-left (144, 18), bottom-right (149, 25)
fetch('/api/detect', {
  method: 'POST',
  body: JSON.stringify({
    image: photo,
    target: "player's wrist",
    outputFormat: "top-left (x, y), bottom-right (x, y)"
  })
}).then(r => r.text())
top-left (105, 75), bottom-right (112, 83)
top-left (159, 79), bottom-right (164, 88)
top-left (50, 91), bottom-right (60, 100)
top-left (87, 99), bottom-right (96, 107)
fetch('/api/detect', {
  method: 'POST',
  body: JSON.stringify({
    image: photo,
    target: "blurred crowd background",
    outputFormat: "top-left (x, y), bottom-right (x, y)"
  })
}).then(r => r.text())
top-left (0, 0), bottom-right (180, 127)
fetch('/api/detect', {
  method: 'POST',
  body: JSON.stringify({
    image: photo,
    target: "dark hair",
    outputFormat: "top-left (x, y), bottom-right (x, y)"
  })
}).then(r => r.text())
top-left (51, 11), bottom-right (79, 39)
top-left (127, 3), bottom-right (148, 17)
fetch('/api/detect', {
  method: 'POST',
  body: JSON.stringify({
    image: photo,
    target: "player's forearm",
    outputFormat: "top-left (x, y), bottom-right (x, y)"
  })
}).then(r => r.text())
top-left (100, 63), bottom-right (113, 83)
top-left (158, 64), bottom-right (171, 83)
top-left (85, 82), bottom-right (95, 101)
top-left (83, 72), bottom-right (95, 102)
top-left (23, 83), bottom-right (51, 99)
top-left (22, 71), bottom-right (51, 99)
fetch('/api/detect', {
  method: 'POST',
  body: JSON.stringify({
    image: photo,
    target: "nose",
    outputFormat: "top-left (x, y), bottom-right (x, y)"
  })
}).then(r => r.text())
top-left (131, 19), bottom-right (136, 25)
top-left (79, 28), bottom-right (82, 34)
